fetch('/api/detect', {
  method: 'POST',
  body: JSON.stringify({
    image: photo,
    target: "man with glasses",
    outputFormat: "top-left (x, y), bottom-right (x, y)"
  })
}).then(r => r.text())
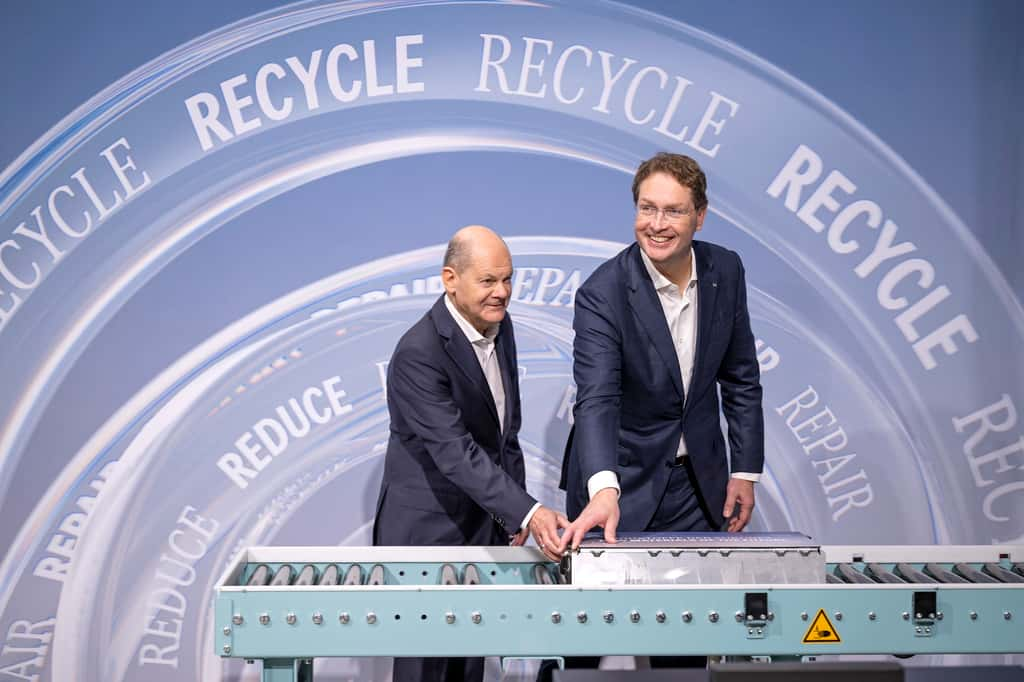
top-left (559, 151), bottom-right (765, 554)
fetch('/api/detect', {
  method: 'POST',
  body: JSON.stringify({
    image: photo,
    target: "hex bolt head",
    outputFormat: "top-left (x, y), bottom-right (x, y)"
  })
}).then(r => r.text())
top-left (232, 614), bottom-right (244, 626)
top-left (222, 626), bottom-right (232, 636)
top-left (366, 612), bottom-right (377, 625)
top-left (223, 645), bottom-right (232, 655)
top-left (682, 611), bottom-right (693, 623)
top-left (603, 611), bottom-right (614, 624)
top-left (259, 613), bottom-right (270, 626)
top-left (445, 612), bottom-right (456, 624)
top-left (708, 611), bottom-right (719, 623)
top-left (655, 611), bottom-right (667, 623)
top-left (312, 613), bottom-right (324, 625)
top-left (1004, 611), bottom-right (1012, 621)
top-left (915, 627), bottom-right (922, 634)
top-left (800, 612), bottom-right (808, 621)
top-left (767, 612), bottom-right (775, 622)
top-left (936, 611), bottom-right (944, 621)
top-left (630, 610), bottom-right (640, 624)
top-left (868, 612), bottom-right (877, 621)
top-left (902, 612), bottom-right (910, 621)
top-left (286, 613), bottom-right (297, 625)
top-left (756, 628), bottom-right (763, 635)
top-left (735, 611), bottom-right (744, 623)
top-left (969, 611), bottom-right (978, 621)
top-left (551, 612), bottom-right (562, 624)
top-left (577, 611), bottom-right (588, 624)
top-left (471, 612), bottom-right (482, 624)
top-left (834, 612), bottom-right (843, 621)
top-left (747, 628), bottom-right (754, 635)
top-left (339, 612), bottom-right (350, 625)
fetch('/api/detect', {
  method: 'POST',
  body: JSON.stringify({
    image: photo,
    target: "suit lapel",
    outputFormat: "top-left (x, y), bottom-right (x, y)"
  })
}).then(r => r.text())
top-left (431, 296), bottom-right (501, 429)
top-left (691, 241), bottom-right (718, 404)
top-left (625, 245), bottom-right (684, 400)
top-left (496, 321), bottom-right (514, 440)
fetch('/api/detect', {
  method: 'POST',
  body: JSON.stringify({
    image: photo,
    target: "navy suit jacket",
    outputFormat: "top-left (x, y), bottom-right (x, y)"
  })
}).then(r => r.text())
top-left (561, 241), bottom-right (764, 531)
top-left (373, 295), bottom-right (536, 546)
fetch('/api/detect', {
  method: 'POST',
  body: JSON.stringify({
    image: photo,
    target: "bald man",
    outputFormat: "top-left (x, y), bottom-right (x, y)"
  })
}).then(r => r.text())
top-left (373, 226), bottom-right (568, 682)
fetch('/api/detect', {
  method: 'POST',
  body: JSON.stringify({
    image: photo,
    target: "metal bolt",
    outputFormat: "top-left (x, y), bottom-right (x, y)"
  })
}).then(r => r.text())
top-left (312, 612), bottom-right (323, 625)
top-left (834, 612), bottom-right (843, 621)
top-left (286, 613), bottom-right (297, 625)
top-left (767, 612), bottom-right (775, 621)
top-left (655, 611), bottom-right (667, 623)
top-left (445, 612), bottom-right (455, 624)
top-left (924, 627), bottom-right (932, 634)
top-left (969, 611), bottom-right (977, 621)
top-left (223, 644), bottom-right (232, 655)
top-left (259, 613), bottom-right (270, 625)
top-left (756, 628), bottom-right (763, 635)
top-left (747, 628), bottom-right (753, 635)
top-left (682, 611), bottom-right (693, 623)
top-left (916, 612), bottom-right (923, 619)
top-left (551, 612), bottom-right (562, 624)
top-left (232, 614), bottom-right (243, 626)
top-left (339, 612), bottom-right (350, 624)
top-left (800, 612), bottom-right (808, 621)
top-left (222, 626), bottom-right (232, 636)
top-left (708, 611), bottom-right (719, 623)
top-left (1004, 611), bottom-right (1012, 621)
top-left (868, 611), bottom-right (877, 621)
top-left (630, 610), bottom-right (640, 623)
top-left (603, 611), bottom-right (614, 624)
top-left (366, 612), bottom-right (377, 625)
top-left (915, 627), bottom-right (922, 634)
top-left (471, 612), bottom-right (482, 624)
top-left (902, 612), bottom-right (910, 621)
top-left (577, 611), bottom-right (588, 624)
top-left (735, 611), bottom-right (744, 623)
top-left (936, 611), bottom-right (944, 621)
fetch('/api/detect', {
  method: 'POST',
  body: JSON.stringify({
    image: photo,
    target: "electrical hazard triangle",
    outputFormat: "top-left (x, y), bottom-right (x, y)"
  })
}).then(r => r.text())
top-left (802, 609), bottom-right (841, 643)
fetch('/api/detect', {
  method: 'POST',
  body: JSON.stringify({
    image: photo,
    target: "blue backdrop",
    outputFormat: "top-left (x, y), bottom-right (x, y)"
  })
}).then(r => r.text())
top-left (0, 1), bottom-right (1021, 680)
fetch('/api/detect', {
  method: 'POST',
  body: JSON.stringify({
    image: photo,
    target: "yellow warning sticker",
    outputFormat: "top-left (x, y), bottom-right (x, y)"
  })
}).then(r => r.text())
top-left (802, 609), bottom-right (841, 643)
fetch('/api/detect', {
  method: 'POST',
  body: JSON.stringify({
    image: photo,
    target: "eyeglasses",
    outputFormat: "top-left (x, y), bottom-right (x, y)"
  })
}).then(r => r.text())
top-left (637, 204), bottom-right (691, 223)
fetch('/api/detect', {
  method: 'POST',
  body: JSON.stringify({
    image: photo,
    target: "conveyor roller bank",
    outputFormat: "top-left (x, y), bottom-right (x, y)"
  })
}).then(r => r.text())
top-left (212, 533), bottom-right (1024, 680)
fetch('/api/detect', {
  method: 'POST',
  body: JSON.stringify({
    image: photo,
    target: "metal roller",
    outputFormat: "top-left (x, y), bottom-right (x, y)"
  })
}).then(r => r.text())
top-left (293, 564), bottom-right (319, 586)
top-left (462, 563), bottom-right (481, 585)
top-left (341, 564), bottom-right (363, 585)
top-left (865, 564), bottom-right (906, 584)
top-left (269, 564), bottom-right (295, 586)
top-left (533, 563), bottom-right (555, 585)
top-left (983, 564), bottom-right (1024, 583)
top-left (835, 564), bottom-right (874, 584)
top-left (318, 564), bottom-right (340, 586)
top-left (953, 563), bottom-right (998, 583)
top-left (924, 563), bottom-right (968, 583)
top-left (366, 564), bottom-right (386, 585)
top-left (894, 563), bottom-right (937, 584)
top-left (440, 563), bottom-right (458, 586)
top-left (245, 564), bottom-right (271, 586)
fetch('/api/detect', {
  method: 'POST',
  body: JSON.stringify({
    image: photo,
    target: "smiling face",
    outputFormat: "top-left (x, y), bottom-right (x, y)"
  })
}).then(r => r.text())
top-left (442, 228), bottom-right (513, 334)
top-left (634, 171), bottom-right (706, 282)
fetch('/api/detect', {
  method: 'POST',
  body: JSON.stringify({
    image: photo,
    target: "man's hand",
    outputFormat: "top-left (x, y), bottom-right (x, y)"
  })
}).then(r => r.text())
top-left (528, 506), bottom-right (570, 561)
top-left (723, 478), bottom-right (755, 532)
top-left (510, 527), bottom-right (529, 546)
top-left (559, 487), bottom-right (619, 553)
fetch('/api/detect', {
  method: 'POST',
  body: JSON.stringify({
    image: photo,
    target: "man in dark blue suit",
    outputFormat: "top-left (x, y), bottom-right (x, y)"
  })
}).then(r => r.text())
top-left (374, 225), bottom-right (568, 682)
top-left (560, 152), bottom-right (765, 551)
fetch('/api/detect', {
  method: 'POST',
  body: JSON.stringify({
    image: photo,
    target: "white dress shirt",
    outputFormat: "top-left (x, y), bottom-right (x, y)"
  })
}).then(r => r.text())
top-left (444, 295), bottom-right (541, 531)
top-left (587, 248), bottom-right (760, 500)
